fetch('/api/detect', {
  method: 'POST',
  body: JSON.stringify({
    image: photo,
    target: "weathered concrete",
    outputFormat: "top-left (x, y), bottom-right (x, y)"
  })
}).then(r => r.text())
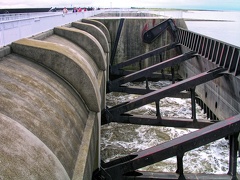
top-left (80, 18), bottom-right (111, 76)
top-left (11, 38), bottom-right (101, 112)
top-left (96, 17), bottom-right (178, 73)
top-left (0, 54), bottom-right (90, 178)
top-left (82, 18), bottom-right (111, 44)
top-left (41, 34), bottom-right (107, 110)
top-left (0, 18), bottom-right (109, 179)
top-left (72, 112), bottom-right (99, 180)
top-left (0, 113), bottom-right (70, 180)
top-left (54, 26), bottom-right (107, 71)
top-left (0, 45), bottom-right (11, 58)
top-left (72, 22), bottom-right (109, 54)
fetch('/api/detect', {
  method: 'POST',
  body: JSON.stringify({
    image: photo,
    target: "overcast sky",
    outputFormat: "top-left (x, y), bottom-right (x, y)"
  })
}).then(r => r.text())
top-left (1, 0), bottom-right (240, 10)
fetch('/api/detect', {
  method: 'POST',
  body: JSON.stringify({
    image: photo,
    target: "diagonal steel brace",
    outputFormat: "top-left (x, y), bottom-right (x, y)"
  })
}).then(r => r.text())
top-left (103, 67), bottom-right (226, 124)
top-left (108, 51), bottom-right (197, 92)
top-left (143, 18), bottom-right (177, 44)
top-left (110, 42), bottom-right (180, 74)
top-left (98, 114), bottom-right (240, 180)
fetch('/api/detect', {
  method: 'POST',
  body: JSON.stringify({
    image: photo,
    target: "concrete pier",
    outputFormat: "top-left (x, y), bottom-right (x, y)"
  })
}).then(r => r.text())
top-left (0, 18), bottom-right (110, 179)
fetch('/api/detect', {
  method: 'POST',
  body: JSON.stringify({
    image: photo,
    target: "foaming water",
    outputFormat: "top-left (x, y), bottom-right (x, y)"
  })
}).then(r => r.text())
top-left (101, 81), bottom-right (240, 174)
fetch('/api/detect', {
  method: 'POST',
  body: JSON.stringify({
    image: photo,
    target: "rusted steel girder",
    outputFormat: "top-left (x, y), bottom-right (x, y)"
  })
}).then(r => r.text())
top-left (123, 172), bottom-right (235, 180)
top-left (95, 114), bottom-right (240, 180)
top-left (110, 42), bottom-right (180, 75)
top-left (102, 67), bottom-right (226, 125)
top-left (108, 51), bottom-right (196, 92)
top-left (109, 114), bottom-right (213, 129)
top-left (109, 86), bottom-right (192, 98)
top-left (142, 18), bottom-right (177, 44)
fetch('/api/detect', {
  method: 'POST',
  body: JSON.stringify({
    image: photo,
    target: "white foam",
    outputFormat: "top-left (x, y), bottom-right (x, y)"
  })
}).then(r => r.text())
top-left (101, 81), bottom-right (240, 174)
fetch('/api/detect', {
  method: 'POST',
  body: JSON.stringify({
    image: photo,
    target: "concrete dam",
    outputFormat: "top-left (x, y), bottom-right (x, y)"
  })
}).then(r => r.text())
top-left (0, 10), bottom-right (240, 179)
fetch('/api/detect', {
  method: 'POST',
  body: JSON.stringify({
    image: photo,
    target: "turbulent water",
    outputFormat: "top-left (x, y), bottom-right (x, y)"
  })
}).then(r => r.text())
top-left (101, 10), bottom-right (240, 175)
top-left (101, 81), bottom-right (240, 174)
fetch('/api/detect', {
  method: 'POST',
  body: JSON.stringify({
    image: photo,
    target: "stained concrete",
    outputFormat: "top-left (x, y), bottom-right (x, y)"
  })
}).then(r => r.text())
top-left (0, 113), bottom-right (70, 180)
top-left (53, 27), bottom-right (107, 71)
top-left (72, 21), bottom-right (109, 54)
top-left (11, 38), bottom-right (102, 112)
top-left (0, 19), bottom-right (109, 179)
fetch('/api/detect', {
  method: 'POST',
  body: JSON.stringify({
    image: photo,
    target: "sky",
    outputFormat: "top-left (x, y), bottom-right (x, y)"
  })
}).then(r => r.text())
top-left (0, 0), bottom-right (240, 11)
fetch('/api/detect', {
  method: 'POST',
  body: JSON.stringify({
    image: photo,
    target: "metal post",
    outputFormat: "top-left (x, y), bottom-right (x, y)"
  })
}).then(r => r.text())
top-left (228, 133), bottom-right (239, 180)
top-left (139, 60), bottom-right (142, 70)
top-left (159, 53), bottom-right (165, 79)
top-left (155, 101), bottom-right (161, 119)
top-left (190, 87), bottom-right (197, 123)
top-left (146, 77), bottom-right (149, 90)
top-left (171, 66), bottom-right (175, 84)
top-left (110, 18), bottom-right (125, 66)
top-left (176, 153), bottom-right (186, 180)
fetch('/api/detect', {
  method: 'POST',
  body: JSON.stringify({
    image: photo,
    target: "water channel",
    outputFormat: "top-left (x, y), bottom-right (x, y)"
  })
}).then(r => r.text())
top-left (101, 80), bottom-right (239, 174)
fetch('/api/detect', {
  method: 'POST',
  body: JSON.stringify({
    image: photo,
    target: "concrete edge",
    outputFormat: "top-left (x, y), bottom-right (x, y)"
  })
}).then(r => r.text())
top-left (82, 18), bottom-right (111, 44)
top-left (54, 26), bottom-right (107, 71)
top-left (31, 29), bottom-right (54, 40)
top-left (0, 46), bottom-right (11, 58)
top-left (72, 21), bottom-right (109, 53)
top-left (11, 38), bottom-right (101, 112)
top-left (72, 112), bottom-right (99, 180)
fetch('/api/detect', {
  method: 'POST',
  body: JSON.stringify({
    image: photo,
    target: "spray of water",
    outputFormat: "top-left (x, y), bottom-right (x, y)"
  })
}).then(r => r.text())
top-left (101, 81), bottom-right (240, 174)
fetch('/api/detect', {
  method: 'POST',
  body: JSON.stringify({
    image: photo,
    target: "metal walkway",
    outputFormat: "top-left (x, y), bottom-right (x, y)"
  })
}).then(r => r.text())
top-left (95, 19), bottom-right (240, 179)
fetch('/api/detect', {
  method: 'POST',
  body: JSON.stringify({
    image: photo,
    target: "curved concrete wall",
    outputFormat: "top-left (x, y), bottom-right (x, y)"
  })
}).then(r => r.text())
top-left (0, 19), bottom-right (109, 179)
top-left (95, 18), bottom-right (178, 68)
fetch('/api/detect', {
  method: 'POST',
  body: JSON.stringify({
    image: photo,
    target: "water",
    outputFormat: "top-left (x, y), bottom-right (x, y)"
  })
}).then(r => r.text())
top-left (183, 11), bottom-right (240, 47)
top-left (150, 10), bottom-right (240, 47)
top-left (101, 81), bottom-right (240, 174)
top-left (101, 10), bottom-right (240, 175)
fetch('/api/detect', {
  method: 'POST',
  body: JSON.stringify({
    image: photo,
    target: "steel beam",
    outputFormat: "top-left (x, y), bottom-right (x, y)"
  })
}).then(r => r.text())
top-left (228, 133), bottom-right (239, 180)
top-left (142, 19), bottom-right (177, 44)
top-left (105, 114), bottom-right (213, 128)
top-left (110, 18), bottom-right (125, 66)
top-left (108, 51), bottom-right (196, 92)
top-left (110, 43), bottom-right (180, 75)
top-left (104, 67), bottom-right (225, 124)
top-left (99, 114), bottom-right (240, 179)
top-left (109, 86), bottom-right (191, 98)
top-left (124, 171), bottom-right (234, 179)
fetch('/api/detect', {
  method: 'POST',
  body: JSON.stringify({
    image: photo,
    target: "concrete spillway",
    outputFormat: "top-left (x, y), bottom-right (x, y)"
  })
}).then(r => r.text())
top-left (0, 19), bottom-right (110, 179)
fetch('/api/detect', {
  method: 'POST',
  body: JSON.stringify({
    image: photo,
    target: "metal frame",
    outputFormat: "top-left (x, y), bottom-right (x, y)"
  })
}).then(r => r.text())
top-left (95, 19), bottom-right (240, 180)
top-left (95, 114), bottom-right (240, 179)
top-left (103, 67), bottom-right (225, 125)
top-left (176, 28), bottom-right (240, 76)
